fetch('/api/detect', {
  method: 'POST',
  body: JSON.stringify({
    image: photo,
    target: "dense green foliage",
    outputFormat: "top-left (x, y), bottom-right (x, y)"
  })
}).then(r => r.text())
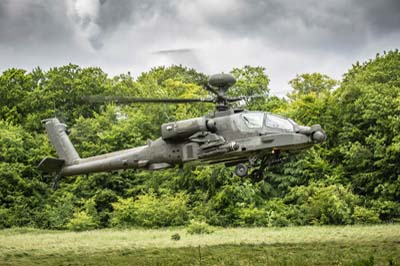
top-left (1, 51), bottom-right (400, 229)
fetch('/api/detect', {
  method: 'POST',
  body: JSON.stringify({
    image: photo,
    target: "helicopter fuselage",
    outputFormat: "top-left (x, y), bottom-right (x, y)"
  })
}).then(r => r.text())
top-left (39, 109), bottom-right (326, 177)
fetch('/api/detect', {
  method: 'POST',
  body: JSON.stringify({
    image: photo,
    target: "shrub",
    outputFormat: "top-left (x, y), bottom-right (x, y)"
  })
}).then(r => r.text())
top-left (264, 199), bottom-right (291, 227)
top-left (352, 206), bottom-right (380, 224)
top-left (238, 206), bottom-right (268, 226)
top-left (45, 192), bottom-right (76, 229)
top-left (370, 199), bottom-right (400, 222)
top-left (91, 189), bottom-right (118, 227)
top-left (0, 208), bottom-right (10, 229)
top-left (110, 198), bottom-right (136, 227)
top-left (186, 220), bottom-right (214, 235)
top-left (285, 183), bottom-right (360, 225)
top-left (267, 212), bottom-right (290, 227)
top-left (66, 211), bottom-right (98, 231)
top-left (111, 192), bottom-right (189, 227)
top-left (190, 194), bottom-right (220, 226)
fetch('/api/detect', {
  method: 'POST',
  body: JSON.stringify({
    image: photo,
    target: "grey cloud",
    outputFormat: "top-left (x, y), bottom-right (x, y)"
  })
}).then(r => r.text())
top-left (84, 0), bottom-right (177, 49)
top-left (4, 0), bottom-right (396, 53)
top-left (1, 0), bottom-right (398, 52)
top-left (189, 0), bottom-right (399, 53)
top-left (0, 0), bottom-right (73, 47)
top-left (363, 0), bottom-right (400, 35)
top-left (0, 1), bottom-right (5, 17)
top-left (0, 0), bottom-right (399, 95)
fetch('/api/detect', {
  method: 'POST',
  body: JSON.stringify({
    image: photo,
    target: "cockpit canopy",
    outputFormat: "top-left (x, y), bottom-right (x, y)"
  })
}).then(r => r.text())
top-left (240, 112), bottom-right (296, 132)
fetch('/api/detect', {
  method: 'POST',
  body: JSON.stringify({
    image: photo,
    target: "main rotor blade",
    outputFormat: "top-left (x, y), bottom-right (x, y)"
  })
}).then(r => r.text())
top-left (225, 94), bottom-right (268, 102)
top-left (247, 94), bottom-right (269, 100)
top-left (152, 48), bottom-right (194, 55)
top-left (82, 96), bottom-right (214, 104)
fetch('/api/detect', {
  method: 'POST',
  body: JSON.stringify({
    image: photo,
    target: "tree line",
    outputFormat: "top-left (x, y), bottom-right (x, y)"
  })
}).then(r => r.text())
top-left (0, 50), bottom-right (399, 230)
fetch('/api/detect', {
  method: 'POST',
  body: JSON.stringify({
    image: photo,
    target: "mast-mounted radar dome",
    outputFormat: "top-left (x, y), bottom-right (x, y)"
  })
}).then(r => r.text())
top-left (208, 73), bottom-right (236, 95)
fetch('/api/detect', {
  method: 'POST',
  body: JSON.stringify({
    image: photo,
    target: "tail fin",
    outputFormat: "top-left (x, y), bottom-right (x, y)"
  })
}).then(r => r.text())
top-left (42, 118), bottom-right (80, 165)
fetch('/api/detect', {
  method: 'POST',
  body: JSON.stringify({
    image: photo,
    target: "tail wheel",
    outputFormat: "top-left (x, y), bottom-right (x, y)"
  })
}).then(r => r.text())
top-left (235, 163), bottom-right (248, 177)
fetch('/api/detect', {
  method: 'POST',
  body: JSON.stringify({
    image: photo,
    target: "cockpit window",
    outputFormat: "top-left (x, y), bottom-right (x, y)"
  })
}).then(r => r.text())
top-left (265, 114), bottom-right (294, 131)
top-left (242, 112), bottom-right (264, 129)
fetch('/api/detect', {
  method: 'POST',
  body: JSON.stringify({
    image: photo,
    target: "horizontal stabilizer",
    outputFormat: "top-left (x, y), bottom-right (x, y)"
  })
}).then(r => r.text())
top-left (38, 157), bottom-right (65, 173)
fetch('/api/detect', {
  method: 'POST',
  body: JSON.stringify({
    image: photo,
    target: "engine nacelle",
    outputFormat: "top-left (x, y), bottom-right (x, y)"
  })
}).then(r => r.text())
top-left (161, 117), bottom-right (216, 140)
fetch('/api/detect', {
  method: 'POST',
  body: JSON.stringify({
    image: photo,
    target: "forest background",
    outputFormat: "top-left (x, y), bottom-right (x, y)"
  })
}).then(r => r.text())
top-left (0, 50), bottom-right (399, 230)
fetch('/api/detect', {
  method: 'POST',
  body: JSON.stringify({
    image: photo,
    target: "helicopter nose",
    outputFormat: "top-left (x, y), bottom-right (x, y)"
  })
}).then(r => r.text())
top-left (312, 130), bottom-right (327, 143)
top-left (297, 124), bottom-right (326, 143)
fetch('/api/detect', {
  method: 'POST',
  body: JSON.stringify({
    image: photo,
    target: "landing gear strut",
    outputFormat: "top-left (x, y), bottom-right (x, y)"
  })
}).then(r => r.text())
top-left (249, 156), bottom-right (269, 180)
top-left (234, 163), bottom-right (248, 177)
top-left (233, 151), bottom-right (286, 178)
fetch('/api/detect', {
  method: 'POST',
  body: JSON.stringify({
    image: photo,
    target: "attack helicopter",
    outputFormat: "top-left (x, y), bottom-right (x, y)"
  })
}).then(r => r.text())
top-left (38, 73), bottom-right (326, 178)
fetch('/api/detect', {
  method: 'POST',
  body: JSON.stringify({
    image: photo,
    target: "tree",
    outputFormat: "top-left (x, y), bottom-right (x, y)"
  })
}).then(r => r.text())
top-left (289, 73), bottom-right (337, 98)
top-left (332, 50), bottom-right (400, 206)
top-left (230, 66), bottom-right (270, 110)
top-left (1, 52), bottom-right (399, 229)
top-left (0, 68), bottom-right (35, 125)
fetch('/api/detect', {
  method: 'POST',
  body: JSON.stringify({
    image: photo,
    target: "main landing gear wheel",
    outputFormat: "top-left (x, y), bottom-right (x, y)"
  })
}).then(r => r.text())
top-left (235, 163), bottom-right (248, 177)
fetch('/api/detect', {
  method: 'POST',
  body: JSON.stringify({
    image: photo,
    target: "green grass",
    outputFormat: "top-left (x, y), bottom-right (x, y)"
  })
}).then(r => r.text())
top-left (0, 225), bottom-right (399, 265)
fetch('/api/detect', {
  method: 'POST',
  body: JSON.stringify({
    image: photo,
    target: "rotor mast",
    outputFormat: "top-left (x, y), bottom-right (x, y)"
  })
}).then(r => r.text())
top-left (206, 73), bottom-right (237, 111)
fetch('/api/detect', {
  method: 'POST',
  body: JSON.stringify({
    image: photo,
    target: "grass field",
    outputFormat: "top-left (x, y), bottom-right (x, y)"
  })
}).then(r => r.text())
top-left (0, 225), bottom-right (399, 265)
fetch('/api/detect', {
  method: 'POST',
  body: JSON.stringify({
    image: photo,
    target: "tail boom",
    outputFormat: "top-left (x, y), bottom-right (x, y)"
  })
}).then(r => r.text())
top-left (40, 118), bottom-right (178, 176)
top-left (59, 147), bottom-right (148, 176)
top-left (40, 118), bottom-right (150, 176)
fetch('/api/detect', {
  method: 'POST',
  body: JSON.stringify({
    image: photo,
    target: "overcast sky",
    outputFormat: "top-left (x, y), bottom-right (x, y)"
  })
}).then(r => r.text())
top-left (0, 0), bottom-right (399, 96)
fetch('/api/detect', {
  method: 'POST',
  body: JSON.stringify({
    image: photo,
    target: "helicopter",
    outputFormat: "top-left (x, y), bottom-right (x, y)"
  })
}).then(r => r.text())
top-left (38, 73), bottom-right (326, 178)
